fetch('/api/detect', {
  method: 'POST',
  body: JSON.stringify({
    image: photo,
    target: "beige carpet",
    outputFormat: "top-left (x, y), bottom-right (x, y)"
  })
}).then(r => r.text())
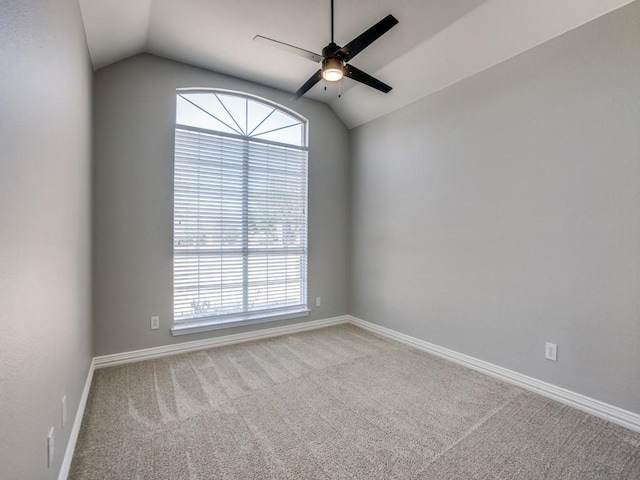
top-left (70, 324), bottom-right (640, 479)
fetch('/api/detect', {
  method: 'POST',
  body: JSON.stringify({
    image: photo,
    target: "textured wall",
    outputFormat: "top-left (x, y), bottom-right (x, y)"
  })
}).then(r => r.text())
top-left (350, 2), bottom-right (640, 414)
top-left (92, 54), bottom-right (350, 355)
top-left (0, 0), bottom-right (93, 478)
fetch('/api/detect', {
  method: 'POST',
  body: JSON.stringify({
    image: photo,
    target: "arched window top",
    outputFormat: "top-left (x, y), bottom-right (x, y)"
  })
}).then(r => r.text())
top-left (176, 89), bottom-right (307, 147)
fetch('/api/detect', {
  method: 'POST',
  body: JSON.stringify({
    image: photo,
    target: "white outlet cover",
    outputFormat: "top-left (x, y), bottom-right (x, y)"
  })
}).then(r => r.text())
top-left (545, 342), bottom-right (558, 361)
top-left (151, 316), bottom-right (160, 330)
top-left (315, 297), bottom-right (321, 307)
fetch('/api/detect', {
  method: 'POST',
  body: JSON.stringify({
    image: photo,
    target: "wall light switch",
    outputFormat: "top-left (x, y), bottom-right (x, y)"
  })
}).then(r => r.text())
top-left (151, 316), bottom-right (160, 330)
top-left (61, 395), bottom-right (67, 428)
top-left (47, 427), bottom-right (54, 467)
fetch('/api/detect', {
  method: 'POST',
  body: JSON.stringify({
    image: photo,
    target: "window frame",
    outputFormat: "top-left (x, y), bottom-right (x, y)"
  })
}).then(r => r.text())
top-left (171, 89), bottom-right (309, 336)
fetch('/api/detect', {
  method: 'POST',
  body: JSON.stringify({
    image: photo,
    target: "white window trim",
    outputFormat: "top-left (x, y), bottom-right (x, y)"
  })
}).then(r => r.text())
top-left (172, 89), bottom-right (309, 334)
top-left (171, 306), bottom-right (310, 336)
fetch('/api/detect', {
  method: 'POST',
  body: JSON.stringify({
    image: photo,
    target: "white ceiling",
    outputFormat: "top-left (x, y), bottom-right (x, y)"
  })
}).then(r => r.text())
top-left (79, 0), bottom-right (635, 128)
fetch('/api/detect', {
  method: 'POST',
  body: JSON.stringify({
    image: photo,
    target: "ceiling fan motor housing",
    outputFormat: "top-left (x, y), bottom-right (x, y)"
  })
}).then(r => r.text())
top-left (322, 42), bottom-right (343, 59)
top-left (321, 43), bottom-right (345, 81)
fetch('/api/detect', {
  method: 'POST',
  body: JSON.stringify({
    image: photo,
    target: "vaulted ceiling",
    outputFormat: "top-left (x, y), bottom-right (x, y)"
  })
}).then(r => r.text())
top-left (78, 0), bottom-right (634, 128)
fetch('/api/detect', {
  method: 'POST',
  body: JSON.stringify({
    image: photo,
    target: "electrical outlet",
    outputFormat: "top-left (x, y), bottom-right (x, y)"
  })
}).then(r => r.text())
top-left (315, 297), bottom-right (321, 307)
top-left (47, 427), bottom-right (54, 467)
top-left (151, 316), bottom-right (160, 330)
top-left (61, 395), bottom-right (67, 428)
top-left (545, 342), bottom-right (558, 361)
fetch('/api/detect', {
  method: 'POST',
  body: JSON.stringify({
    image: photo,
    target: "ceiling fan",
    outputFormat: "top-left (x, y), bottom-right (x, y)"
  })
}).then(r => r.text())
top-left (254, 0), bottom-right (398, 100)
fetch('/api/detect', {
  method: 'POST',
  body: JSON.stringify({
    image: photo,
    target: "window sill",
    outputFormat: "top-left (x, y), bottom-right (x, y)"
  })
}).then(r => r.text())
top-left (170, 307), bottom-right (310, 336)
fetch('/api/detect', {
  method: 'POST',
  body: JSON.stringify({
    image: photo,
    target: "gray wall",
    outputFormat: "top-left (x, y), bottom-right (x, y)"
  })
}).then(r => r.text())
top-left (0, 1), bottom-right (93, 478)
top-left (350, 2), bottom-right (640, 414)
top-left (93, 54), bottom-right (350, 356)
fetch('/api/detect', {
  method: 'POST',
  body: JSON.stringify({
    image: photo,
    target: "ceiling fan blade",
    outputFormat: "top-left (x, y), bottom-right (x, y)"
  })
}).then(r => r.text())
top-left (338, 14), bottom-right (398, 62)
top-left (292, 70), bottom-right (323, 100)
top-left (344, 64), bottom-right (392, 93)
top-left (254, 35), bottom-right (323, 63)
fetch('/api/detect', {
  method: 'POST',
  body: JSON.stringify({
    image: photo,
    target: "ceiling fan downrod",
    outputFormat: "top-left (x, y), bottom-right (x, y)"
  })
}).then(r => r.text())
top-left (331, 0), bottom-right (335, 43)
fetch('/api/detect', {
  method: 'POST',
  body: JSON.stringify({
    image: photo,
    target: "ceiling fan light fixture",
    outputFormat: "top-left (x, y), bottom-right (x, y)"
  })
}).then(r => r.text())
top-left (322, 57), bottom-right (344, 82)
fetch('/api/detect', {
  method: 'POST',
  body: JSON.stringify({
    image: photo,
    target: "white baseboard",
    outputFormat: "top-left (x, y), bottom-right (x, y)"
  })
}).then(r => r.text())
top-left (94, 315), bottom-right (349, 369)
top-left (58, 359), bottom-right (95, 480)
top-left (347, 315), bottom-right (640, 433)
top-left (60, 312), bottom-right (639, 480)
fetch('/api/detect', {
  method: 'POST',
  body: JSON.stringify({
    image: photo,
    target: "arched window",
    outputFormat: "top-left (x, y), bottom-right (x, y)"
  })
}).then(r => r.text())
top-left (172, 90), bottom-right (308, 334)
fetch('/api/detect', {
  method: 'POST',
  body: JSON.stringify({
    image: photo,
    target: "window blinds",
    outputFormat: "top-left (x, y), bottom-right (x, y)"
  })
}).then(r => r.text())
top-left (173, 128), bottom-right (308, 324)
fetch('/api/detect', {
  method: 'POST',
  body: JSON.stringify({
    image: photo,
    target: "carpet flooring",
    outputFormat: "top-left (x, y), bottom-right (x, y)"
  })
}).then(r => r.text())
top-left (69, 324), bottom-right (640, 479)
